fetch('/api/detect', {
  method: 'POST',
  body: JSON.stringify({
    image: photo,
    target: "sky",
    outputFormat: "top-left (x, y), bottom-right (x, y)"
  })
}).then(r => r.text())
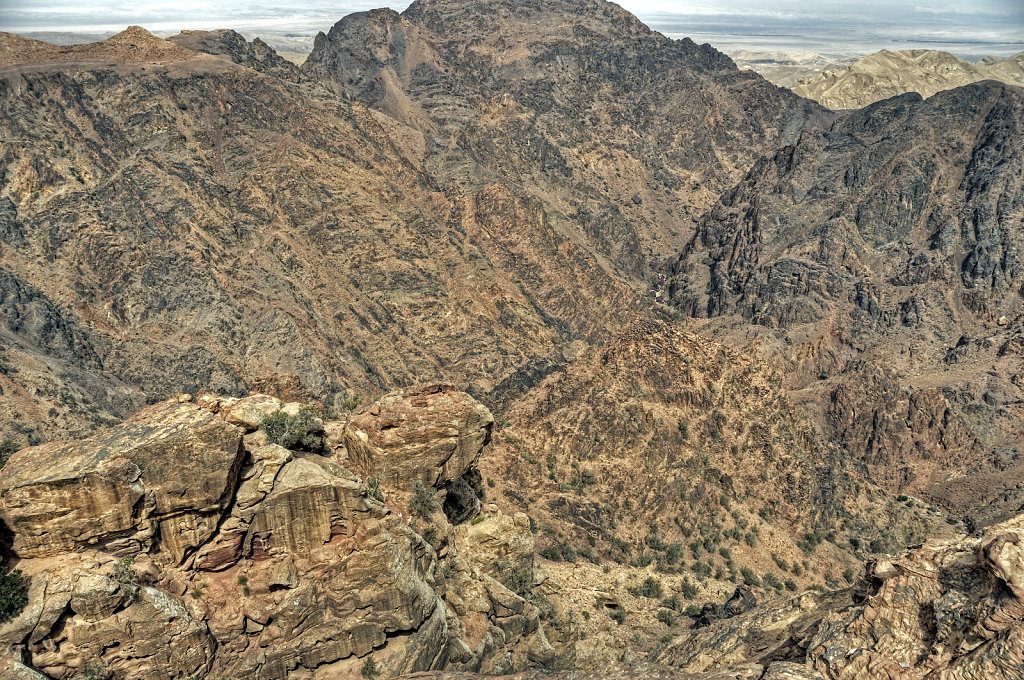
top-left (1, 0), bottom-right (1021, 59)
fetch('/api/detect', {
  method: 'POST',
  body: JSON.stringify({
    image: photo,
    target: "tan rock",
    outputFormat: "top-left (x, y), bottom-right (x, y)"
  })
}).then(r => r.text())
top-left (224, 394), bottom-right (284, 430)
top-left (0, 400), bottom-right (244, 561)
top-left (347, 383), bottom-right (493, 489)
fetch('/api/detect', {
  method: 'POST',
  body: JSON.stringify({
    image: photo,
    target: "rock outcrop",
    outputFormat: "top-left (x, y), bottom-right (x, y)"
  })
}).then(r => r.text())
top-left (656, 512), bottom-right (1024, 679)
top-left (0, 388), bottom-right (560, 679)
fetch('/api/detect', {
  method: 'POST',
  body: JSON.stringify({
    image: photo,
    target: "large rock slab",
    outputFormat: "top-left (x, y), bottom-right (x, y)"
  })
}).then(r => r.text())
top-left (0, 398), bottom-right (244, 561)
top-left (346, 383), bottom-right (493, 489)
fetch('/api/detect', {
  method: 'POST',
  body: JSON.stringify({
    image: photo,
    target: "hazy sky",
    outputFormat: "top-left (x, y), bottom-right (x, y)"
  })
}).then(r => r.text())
top-left (1, 0), bottom-right (1022, 58)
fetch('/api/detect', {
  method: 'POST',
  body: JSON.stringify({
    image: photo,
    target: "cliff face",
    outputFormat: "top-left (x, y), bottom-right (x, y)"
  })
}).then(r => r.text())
top-left (0, 388), bottom-right (565, 679)
top-left (666, 82), bottom-right (1024, 524)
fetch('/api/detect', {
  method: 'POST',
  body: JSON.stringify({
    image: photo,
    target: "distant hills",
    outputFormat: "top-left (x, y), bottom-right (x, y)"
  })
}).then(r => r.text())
top-left (775, 48), bottom-right (1024, 109)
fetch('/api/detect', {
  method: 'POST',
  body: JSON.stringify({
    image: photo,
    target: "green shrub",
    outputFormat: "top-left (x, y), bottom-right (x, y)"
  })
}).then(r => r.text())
top-left (0, 438), bottom-right (20, 469)
top-left (361, 655), bottom-right (379, 679)
top-left (784, 579), bottom-right (797, 591)
top-left (740, 567), bottom-right (761, 587)
top-left (657, 609), bottom-right (675, 626)
top-left (366, 473), bottom-right (384, 502)
top-left (609, 606), bottom-right (626, 624)
top-left (261, 405), bottom-right (322, 450)
top-left (114, 556), bottom-right (139, 603)
top-left (540, 546), bottom-right (564, 561)
top-left (80, 662), bottom-right (107, 680)
top-left (630, 576), bottom-right (663, 598)
top-left (422, 524), bottom-right (438, 548)
top-left (662, 595), bottom-right (682, 611)
top-left (680, 578), bottom-right (698, 599)
top-left (410, 480), bottom-right (438, 519)
top-left (0, 564), bottom-right (28, 622)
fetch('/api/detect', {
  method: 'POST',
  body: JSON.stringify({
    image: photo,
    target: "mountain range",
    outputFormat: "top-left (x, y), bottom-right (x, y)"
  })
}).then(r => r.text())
top-left (1, 1), bottom-right (1022, 678)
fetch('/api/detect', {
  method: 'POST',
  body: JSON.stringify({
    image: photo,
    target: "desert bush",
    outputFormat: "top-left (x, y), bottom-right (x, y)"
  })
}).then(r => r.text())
top-left (366, 472), bottom-right (384, 502)
top-left (630, 576), bottom-right (663, 598)
top-left (361, 655), bottom-right (379, 679)
top-left (0, 438), bottom-right (20, 469)
top-left (0, 564), bottom-right (28, 623)
top-left (261, 405), bottom-right (322, 450)
top-left (114, 556), bottom-right (139, 602)
top-left (411, 480), bottom-right (439, 519)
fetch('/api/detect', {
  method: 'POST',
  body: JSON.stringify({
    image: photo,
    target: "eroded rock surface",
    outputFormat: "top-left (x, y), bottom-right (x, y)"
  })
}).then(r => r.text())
top-left (0, 389), bottom-right (559, 679)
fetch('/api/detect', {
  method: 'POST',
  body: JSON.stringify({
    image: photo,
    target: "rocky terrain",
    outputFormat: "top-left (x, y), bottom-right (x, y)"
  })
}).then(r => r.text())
top-left (666, 81), bottom-right (1024, 526)
top-left (728, 51), bottom-right (855, 89)
top-left (0, 388), bottom-right (571, 678)
top-left (0, 0), bottom-right (832, 446)
top-left (1, 0), bottom-right (1024, 677)
top-left (395, 506), bottom-right (1024, 679)
top-left (791, 49), bottom-right (1024, 110)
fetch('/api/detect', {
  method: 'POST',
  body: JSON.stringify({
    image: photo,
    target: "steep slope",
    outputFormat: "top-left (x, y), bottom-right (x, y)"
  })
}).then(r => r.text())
top-left (389, 509), bottom-right (1024, 679)
top-left (792, 49), bottom-right (1024, 110)
top-left (666, 82), bottom-right (1024, 524)
top-left (475, 320), bottom-right (941, 661)
top-left (0, 25), bottom-right (641, 443)
top-left (0, 0), bottom-right (834, 444)
top-left (303, 0), bottom-right (831, 277)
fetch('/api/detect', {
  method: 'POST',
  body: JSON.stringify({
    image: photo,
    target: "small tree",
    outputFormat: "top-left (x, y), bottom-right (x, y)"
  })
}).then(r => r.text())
top-left (366, 472), bottom-right (384, 502)
top-left (0, 438), bottom-right (21, 469)
top-left (410, 480), bottom-right (438, 519)
top-left (360, 655), bottom-right (379, 679)
top-left (114, 556), bottom-right (139, 603)
top-left (261, 405), bottom-right (322, 450)
top-left (0, 563), bottom-right (28, 623)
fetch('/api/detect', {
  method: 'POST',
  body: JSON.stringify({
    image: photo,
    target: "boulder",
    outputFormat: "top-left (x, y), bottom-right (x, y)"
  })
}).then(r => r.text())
top-left (346, 383), bottom-right (493, 490)
top-left (0, 400), bottom-right (245, 561)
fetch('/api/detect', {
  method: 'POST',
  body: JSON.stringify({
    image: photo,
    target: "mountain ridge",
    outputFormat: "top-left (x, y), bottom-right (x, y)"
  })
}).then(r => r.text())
top-left (791, 48), bottom-right (1024, 109)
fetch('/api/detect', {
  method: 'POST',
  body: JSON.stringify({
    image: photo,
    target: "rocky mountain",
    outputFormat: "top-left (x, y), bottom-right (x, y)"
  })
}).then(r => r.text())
top-left (666, 81), bottom-right (1024, 525)
top-left (2, 0), bottom-right (1024, 678)
top-left (728, 50), bottom-right (856, 89)
top-left (0, 0), bottom-right (831, 446)
top-left (475, 319), bottom-right (944, 662)
top-left (0, 23), bottom-right (642, 444)
top-left (791, 49), bottom-right (1024, 110)
top-left (1, 389), bottom-right (1020, 679)
top-left (302, 0), bottom-right (829, 275)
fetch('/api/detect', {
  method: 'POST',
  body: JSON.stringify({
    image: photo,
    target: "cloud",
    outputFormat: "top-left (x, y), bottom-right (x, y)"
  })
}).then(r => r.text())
top-left (1, 0), bottom-right (1021, 58)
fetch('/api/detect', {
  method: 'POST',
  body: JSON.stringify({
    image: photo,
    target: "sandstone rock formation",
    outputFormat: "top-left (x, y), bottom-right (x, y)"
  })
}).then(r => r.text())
top-left (0, 389), bottom-right (561, 679)
top-left (792, 49), bottom-right (1024, 110)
